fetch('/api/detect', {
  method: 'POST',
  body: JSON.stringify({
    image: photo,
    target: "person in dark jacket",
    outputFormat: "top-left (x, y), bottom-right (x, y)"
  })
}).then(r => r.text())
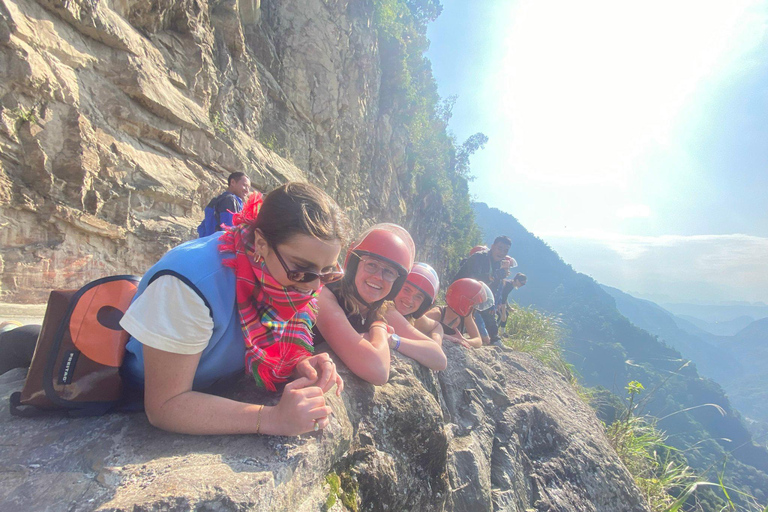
top-left (496, 272), bottom-right (527, 330)
top-left (453, 235), bottom-right (512, 345)
top-left (197, 172), bottom-right (251, 237)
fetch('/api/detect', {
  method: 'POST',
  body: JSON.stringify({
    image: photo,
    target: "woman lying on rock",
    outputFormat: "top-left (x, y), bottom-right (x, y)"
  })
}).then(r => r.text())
top-left (421, 278), bottom-right (494, 349)
top-left (386, 262), bottom-right (447, 370)
top-left (313, 224), bottom-right (416, 384)
top-left (120, 182), bottom-right (349, 435)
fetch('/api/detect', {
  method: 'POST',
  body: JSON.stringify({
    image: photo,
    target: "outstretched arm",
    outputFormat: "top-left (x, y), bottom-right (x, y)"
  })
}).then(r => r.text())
top-left (315, 288), bottom-right (391, 385)
top-left (461, 314), bottom-right (484, 348)
top-left (143, 347), bottom-right (332, 435)
top-left (123, 274), bottom-right (331, 435)
top-left (414, 315), bottom-right (444, 346)
top-left (385, 309), bottom-right (447, 371)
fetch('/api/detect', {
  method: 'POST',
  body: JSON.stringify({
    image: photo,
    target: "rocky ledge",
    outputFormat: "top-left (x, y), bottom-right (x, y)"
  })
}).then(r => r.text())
top-left (0, 343), bottom-right (650, 511)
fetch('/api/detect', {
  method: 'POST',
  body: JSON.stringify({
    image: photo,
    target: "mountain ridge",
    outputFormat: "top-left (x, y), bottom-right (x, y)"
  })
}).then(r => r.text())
top-left (472, 201), bottom-right (768, 502)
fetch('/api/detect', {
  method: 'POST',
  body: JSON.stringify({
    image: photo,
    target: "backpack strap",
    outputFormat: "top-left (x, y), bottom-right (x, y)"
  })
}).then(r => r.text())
top-left (213, 192), bottom-right (237, 228)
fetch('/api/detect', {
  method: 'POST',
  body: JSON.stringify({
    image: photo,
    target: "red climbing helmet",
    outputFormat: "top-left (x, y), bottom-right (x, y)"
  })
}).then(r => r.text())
top-left (345, 223), bottom-right (415, 301)
top-left (469, 245), bottom-right (489, 257)
top-left (407, 262), bottom-right (439, 302)
top-left (446, 278), bottom-right (488, 317)
top-left (403, 262), bottom-right (440, 318)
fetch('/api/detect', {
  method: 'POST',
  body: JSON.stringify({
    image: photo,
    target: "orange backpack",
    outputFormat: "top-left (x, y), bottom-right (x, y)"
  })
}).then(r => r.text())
top-left (10, 275), bottom-right (140, 416)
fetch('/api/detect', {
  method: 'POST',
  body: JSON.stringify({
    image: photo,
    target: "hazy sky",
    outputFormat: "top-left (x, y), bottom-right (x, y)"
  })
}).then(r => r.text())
top-left (426, 0), bottom-right (768, 304)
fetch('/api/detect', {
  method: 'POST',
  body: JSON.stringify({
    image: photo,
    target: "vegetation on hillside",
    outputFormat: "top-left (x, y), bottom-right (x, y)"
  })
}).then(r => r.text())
top-left (474, 203), bottom-right (768, 507)
top-left (504, 307), bottom-right (767, 511)
top-left (372, 0), bottom-right (484, 277)
top-left (503, 305), bottom-right (570, 378)
top-left (367, 3), bottom-right (768, 506)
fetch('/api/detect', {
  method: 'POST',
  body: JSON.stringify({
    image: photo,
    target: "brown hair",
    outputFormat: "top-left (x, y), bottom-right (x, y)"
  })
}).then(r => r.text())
top-left (254, 182), bottom-right (350, 248)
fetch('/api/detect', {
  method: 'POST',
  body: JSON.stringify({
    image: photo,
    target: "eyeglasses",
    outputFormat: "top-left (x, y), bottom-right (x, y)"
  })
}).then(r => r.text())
top-left (271, 245), bottom-right (345, 284)
top-left (359, 257), bottom-right (400, 283)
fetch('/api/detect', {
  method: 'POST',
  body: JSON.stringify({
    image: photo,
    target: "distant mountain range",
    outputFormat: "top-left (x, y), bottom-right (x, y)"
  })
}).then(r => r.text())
top-left (600, 285), bottom-right (742, 386)
top-left (602, 285), bottom-right (768, 443)
top-left (662, 302), bottom-right (768, 327)
top-left (676, 314), bottom-right (757, 337)
top-left (472, 202), bottom-right (768, 499)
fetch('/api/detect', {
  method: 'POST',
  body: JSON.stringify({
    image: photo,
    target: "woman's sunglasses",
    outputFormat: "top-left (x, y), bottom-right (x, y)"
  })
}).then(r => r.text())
top-left (271, 245), bottom-right (345, 284)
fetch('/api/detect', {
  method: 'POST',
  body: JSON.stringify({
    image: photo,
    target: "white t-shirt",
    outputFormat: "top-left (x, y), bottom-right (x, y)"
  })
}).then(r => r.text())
top-left (120, 275), bottom-right (214, 354)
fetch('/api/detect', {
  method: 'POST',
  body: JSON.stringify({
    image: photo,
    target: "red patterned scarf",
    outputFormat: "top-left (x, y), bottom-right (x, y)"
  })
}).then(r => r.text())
top-left (218, 192), bottom-right (318, 391)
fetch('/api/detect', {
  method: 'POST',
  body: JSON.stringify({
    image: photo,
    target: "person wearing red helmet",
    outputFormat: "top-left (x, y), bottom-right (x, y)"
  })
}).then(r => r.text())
top-left (421, 278), bottom-right (494, 348)
top-left (386, 263), bottom-right (447, 370)
top-left (453, 235), bottom-right (512, 345)
top-left (314, 224), bottom-right (415, 385)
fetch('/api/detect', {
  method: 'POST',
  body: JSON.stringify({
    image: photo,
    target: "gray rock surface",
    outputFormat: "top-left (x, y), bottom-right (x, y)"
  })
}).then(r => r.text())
top-left (0, 344), bottom-right (650, 511)
top-left (0, 2), bottom-right (651, 508)
top-left (1, 0), bottom-right (414, 302)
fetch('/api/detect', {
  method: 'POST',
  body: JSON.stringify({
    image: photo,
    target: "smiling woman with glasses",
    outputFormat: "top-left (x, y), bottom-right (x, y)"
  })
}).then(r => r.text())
top-left (313, 223), bottom-right (416, 385)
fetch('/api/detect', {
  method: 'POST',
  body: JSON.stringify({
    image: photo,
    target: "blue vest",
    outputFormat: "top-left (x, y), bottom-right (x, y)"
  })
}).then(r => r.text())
top-left (122, 234), bottom-right (245, 390)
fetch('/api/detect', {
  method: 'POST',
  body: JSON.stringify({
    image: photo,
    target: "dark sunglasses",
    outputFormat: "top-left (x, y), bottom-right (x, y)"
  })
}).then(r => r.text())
top-left (271, 244), bottom-right (344, 284)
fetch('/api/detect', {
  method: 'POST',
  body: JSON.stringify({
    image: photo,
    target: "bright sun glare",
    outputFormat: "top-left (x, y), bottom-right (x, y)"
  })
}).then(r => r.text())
top-left (493, 0), bottom-right (757, 189)
top-left (440, 0), bottom-right (768, 302)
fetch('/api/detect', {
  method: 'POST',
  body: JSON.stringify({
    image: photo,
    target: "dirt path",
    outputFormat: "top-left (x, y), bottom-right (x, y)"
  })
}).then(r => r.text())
top-left (0, 303), bottom-right (47, 326)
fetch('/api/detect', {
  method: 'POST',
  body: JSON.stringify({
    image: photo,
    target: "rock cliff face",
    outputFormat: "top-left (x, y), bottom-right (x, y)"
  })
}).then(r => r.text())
top-left (1, 1), bottom-right (651, 509)
top-left (1, 0), bottom-right (414, 302)
top-left (0, 343), bottom-right (650, 511)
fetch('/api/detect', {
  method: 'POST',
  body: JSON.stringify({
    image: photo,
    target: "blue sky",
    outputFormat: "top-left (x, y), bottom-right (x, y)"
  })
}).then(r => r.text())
top-left (426, 0), bottom-right (768, 304)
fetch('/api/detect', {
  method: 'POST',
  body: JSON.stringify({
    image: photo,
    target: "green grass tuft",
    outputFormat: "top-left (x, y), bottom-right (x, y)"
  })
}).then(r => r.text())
top-left (503, 305), bottom-right (571, 378)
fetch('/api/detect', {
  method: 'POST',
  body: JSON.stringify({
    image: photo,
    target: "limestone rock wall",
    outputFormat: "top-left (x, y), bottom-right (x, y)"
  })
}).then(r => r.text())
top-left (0, 344), bottom-right (651, 512)
top-left (0, 2), bottom-right (653, 509)
top-left (0, 0), bottom-right (408, 302)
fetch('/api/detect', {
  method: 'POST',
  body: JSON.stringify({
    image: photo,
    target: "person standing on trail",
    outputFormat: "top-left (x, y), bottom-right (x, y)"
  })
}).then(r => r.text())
top-left (453, 235), bottom-right (512, 345)
top-left (496, 272), bottom-right (527, 332)
top-left (197, 172), bottom-right (251, 237)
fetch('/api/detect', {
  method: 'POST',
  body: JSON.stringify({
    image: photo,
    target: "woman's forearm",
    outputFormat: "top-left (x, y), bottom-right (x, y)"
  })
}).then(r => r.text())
top-left (395, 337), bottom-right (447, 370)
top-left (466, 336), bottom-right (483, 348)
top-left (359, 327), bottom-right (392, 384)
top-left (145, 383), bottom-right (331, 437)
top-left (145, 390), bottom-right (266, 435)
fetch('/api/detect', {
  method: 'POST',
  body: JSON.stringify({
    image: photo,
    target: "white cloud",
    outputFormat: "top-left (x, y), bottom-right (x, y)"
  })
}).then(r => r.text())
top-left (616, 204), bottom-right (652, 220)
top-left (537, 231), bottom-right (768, 303)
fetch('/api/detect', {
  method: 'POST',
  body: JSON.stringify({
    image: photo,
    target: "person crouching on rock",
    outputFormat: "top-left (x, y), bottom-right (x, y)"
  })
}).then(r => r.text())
top-left (385, 262), bottom-right (447, 370)
top-left (421, 278), bottom-right (494, 349)
top-left (313, 224), bottom-right (415, 385)
top-left (120, 182), bottom-right (349, 435)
